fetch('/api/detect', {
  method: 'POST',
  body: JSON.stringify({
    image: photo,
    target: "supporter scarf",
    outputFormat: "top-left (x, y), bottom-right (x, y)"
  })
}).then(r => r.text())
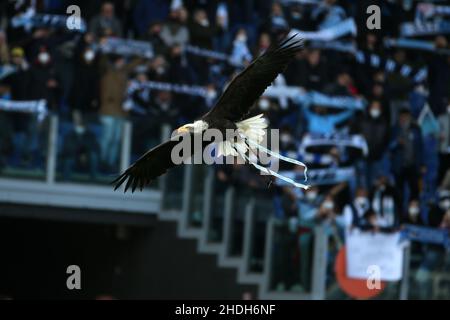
top-left (384, 38), bottom-right (450, 55)
top-left (400, 20), bottom-right (450, 37)
top-left (300, 133), bottom-right (369, 156)
top-left (289, 18), bottom-right (357, 41)
top-left (127, 80), bottom-right (208, 98)
top-left (0, 99), bottom-right (47, 121)
top-left (263, 87), bottom-right (366, 110)
top-left (11, 13), bottom-right (86, 32)
top-left (354, 50), bottom-right (427, 83)
top-left (99, 38), bottom-right (154, 59)
top-left (400, 224), bottom-right (450, 249)
top-left (275, 166), bottom-right (355, 186)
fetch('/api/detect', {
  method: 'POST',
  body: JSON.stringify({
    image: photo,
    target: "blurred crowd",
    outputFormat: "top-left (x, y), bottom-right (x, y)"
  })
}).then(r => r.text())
top-left (0, 0), bottom-right (450, 297)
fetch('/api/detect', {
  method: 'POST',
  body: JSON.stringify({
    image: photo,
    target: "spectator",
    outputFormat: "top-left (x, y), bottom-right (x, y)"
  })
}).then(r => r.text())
top-left (354, 100), bottom-right (390, 188)
top-left (437, 102), bottom-right (450, 184)
top-left (403, 199), bottom-right (424, 226)
top-left (369, 175), bottom-right (401, 231)
top-left (142, 22), bottom-right (166, 56)
top-left (68, 33), bottom-right (99, 116)
top-left (61, 115), bottom-right (100, 181)
top-left (28, 46), bottom-right (60, 111)
top-left (189, 8), bottom-right (217, 49)
top-left (0, 30), bottom-right (9, 64)
top-left (229, 28), bottom-right (252, 67)
top-left (160, 7), bottom-right (190, 48)
top-left (390, 108), bottom-right (424, 204)
top-left (295, 49), bottom-right (329, 91)
top-left (263, 2), bottom-right (289, 36)
top-left (342, 187), bottom-right (370, 229)
top-left (428, 36), bottom-right (450, 115)
top-left (98, 54), bottom-right (141, 172)
top-left (89, 2), bottom-right (123, 39)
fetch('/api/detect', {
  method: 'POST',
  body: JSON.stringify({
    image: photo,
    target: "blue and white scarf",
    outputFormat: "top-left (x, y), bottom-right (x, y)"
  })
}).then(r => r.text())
top-left (0, 99), bottom-right (48, 121)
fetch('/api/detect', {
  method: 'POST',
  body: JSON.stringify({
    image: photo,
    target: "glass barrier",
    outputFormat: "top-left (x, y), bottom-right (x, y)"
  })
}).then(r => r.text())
top-left (0, 112), bottom-right (49, 181)
top-left (269, 220), bottom-right (309, 293)
top-left (205, 168), bottom-right (228, 243)
top-left (55, 115), bottom-right (115, 184)
top-left (228, 187), bottom-right (254, 257)
top-left (161, 165), bottom-right (185, 211)
top-left (187, 164), bottom-right (207, 228)
top-left (403, 244), bottom-right (450, 300)
top-left (248, 196), bottom-right (273, 273)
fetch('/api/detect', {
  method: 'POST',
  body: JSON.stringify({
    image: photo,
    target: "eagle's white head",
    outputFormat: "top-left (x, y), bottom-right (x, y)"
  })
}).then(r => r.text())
top-left (176, 120), bottom-right (209, 134)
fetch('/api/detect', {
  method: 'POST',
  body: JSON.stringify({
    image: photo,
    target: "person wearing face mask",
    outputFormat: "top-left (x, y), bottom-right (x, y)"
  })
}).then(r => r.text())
top-left (342, 188), bottom-right (370, 229)
top-left (367, 175), bottom-right (401, 232)
top-left (229, 29), bottom-right (252, 67)
top-left (353, 100), bottom-right (390, 188)
top-left (61, 115), bottom-right (100, 181)
top-left (89, 2), bottom-right (123, 39)
top-left (390, 107), bottom-right (425, 206)
top-left (160, 7), bottom-right (190, 48)
top-left (437, 102), bottom-right (450, 184)
top-left (69, 34), bottom-right (99, 115)
top-left (295, 186), bottom-right (323, 222)
top-left (403, 199), bottom-right (424, 225)
top-left (28, 46), bottom-right (61, 114)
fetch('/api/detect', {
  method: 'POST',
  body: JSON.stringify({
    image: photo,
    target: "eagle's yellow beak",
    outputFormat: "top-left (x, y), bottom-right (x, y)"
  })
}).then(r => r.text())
top-left (177, 125), bottom-right (190, 134)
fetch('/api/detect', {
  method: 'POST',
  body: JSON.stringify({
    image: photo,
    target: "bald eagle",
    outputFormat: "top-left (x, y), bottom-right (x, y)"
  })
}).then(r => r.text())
top-left (113, 33), bottom-right (306, 193)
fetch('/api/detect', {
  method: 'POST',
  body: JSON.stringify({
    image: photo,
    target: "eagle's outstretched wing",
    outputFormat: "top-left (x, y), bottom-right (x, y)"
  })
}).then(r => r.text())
top-left (112, 138), bottom-right (180, 193)
top-left (203, 33), bottom-right (303, 122)
top-left (112, 132), bottom-right (207, 193)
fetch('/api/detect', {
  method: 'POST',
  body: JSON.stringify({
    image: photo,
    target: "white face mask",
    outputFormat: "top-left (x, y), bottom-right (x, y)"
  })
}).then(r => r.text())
top-left (199, 19), bottom-right (209, 27)
top-left (355, 197), bottom-right (369, 209)
top-left (409, 207), bottom-right (420, 217)
top-left (259, 99), bottom-right (270, 111)
top-left (323, 201), bottom-right (334, 210)
top-left (440, 199), bottom-right (450, 211)
top-left (74, 125), bottom-right (86, 135)
top-left (447, 106), bottom-right (450, 114)
top-left (280, 134), bottom-right (291, 144)
top-left (206, 89), bottom-right (217, 100)
top-left (306, 191), bottom-right (317, 201)
top-left (38, 52), bottom-right (50, 65)
top-left (236, 34), bottom-right (247, 42)
top-left (370, 108), bottom-right (381, 118)
top-left (156, 66), bottom-right (165, 75)
top-left (84, 49), bottom-right (95, 62)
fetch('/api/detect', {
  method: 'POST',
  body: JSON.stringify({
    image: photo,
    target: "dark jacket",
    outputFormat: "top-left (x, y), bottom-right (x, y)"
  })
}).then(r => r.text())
top-left (389, 122), bottom-right (424, 173)
top-left (359, 114), bottom-right (390, 161)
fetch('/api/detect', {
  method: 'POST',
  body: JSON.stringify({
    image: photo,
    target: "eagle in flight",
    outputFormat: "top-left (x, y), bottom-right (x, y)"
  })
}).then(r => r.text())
top-left (113, 33), bottom-right (306, 193)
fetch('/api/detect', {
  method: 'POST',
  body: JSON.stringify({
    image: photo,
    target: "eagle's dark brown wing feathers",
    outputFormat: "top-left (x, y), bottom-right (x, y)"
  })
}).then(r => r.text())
top-left (112, 138), bottom-right (180, 193)
top-left (112, 132), bottom-right (211, 193)
top-left (203, 33), bottom-right (303, 122)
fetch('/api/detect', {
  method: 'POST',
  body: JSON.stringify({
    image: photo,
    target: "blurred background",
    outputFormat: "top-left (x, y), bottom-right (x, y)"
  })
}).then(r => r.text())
top-left (0, 0), bottom-right (449, 300)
